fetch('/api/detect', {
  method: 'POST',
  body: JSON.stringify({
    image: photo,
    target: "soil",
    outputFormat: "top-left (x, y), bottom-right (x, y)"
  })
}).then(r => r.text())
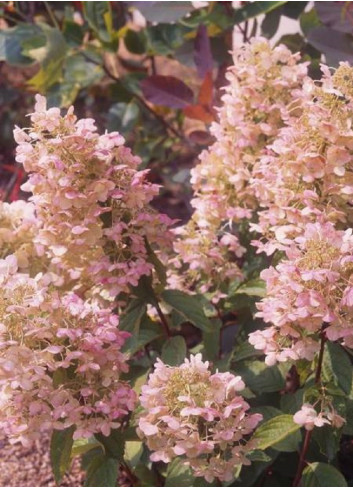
top-left (0, 434), bottom-right (85, 487)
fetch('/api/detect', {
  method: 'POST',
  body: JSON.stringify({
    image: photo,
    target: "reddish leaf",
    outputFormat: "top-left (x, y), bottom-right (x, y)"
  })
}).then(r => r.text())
top-left (183, 104), bottom-right (215, 123)
top-left (194, 24), bottom-right (213, 79)
top-left (188, 130), bottom-right (214, 145)
top-left (198, 71), bottom-right (213, 106)
top-left (141, 75), bottom-right (194, 109)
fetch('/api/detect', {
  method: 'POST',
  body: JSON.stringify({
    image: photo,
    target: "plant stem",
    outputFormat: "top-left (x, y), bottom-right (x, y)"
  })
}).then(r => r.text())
top-left (292, 324), bottom-right (327, 486)
top-left (43, 1), bottom-right (60, 29)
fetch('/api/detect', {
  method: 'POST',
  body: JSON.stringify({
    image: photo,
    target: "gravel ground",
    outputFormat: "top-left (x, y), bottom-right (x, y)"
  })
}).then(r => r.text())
top-left (0, 434), bottom-right (85, 487)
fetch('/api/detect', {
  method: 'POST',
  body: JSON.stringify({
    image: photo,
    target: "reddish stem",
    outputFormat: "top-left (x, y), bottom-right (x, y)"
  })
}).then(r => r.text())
top-left (292, 325), bottom-right (327, 486)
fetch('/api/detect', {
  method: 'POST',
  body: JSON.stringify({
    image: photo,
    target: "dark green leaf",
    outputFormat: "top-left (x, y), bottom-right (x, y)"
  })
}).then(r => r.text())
top-left (123, 315), bottom-right (162, 355)
top-left (233, 1), bottom-right (287, 24)
top-left (301, 462), bottom-right (347, 487)
top-left (233, 340), bottom-right (261, 362)
top-left (236, 360), bottom-right (286, 393)
top-left (108, 101), bottom-right (140, 135)
top-left (312, 424), bottom-right (342, 461)
top-left (261, 8), bottom-right (282, 38)
top-left (125, 29), bottom-right (147, 54)
top-left (120, 299), bottom-right (146, 334)
top-left (322, 343), bottom-right (352, 394)
top-left (84, 455), bottom-right (118, 487)
top-left (50, 426), bottom-right (75, 484)
top-left (83, 2), bottom-right (113, 43)
top-left (161, 336), bottom-right (187, 366)
top-left (95, 430), bottom-right (125, 460)
top-left (202, 318), bottom-right (221, 361)
top-left (300, 9), bottom-right (321, 36)
top-left (162, 290), bottom-right (212, 332)
top-left (282, 2), bottom-right (307, 19)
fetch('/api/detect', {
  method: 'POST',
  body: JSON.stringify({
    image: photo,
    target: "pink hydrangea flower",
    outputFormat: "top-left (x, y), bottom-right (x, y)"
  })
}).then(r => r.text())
top-left (138, 354), bottom-right (262, 482)
top-left (294, 403), bottom-right (345, 431)
top-left (16, 95), bottom-right (175, 301)
top-left (0, 257), bottom-right (136, 446)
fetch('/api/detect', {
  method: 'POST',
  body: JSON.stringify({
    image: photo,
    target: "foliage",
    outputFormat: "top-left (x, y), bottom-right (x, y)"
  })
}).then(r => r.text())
top-left (1, 1), bottom-right (353, 487)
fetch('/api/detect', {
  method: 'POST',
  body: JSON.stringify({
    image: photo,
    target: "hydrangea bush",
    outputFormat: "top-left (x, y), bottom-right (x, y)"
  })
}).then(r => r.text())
top-left (1, 38), bottom-right (353, 487)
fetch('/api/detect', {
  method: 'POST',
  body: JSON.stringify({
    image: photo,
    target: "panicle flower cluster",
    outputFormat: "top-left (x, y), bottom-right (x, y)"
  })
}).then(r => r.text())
top-left (0, 255), bottom-right (136, 446)
top-left (138, 354), bottom-right (262, 483)
top-left (0, 200), bottom-right (42, 272)
top-left (293, 402), bottom-right (345, 431)
top-left (249, 222), bottom-right (353, 365)
top-left (251, 62), bottom-right (353, 255)
top-left (15, 95), bottom-right (174, 301)
top-left (170, 38), bottom-right (308, 300)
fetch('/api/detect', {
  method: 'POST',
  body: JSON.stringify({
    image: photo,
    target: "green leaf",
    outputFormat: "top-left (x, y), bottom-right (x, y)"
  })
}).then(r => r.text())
top-left (161, 336), bottom-right (187, 366)
top-left (124, 441), bottom-right (143, 468)
top-left (202, 318), bottom-right (221, 361)
top-left (251, 406), bottom-right (301, 452)
top-left (253, 414), bottom-right (301, 450)
top-left (322, 342), bottom-right (352, 394)
top-left (125, 29), bottom-right (147, 54)
top-left (343, 399), bottom-right (353, 436)
top-left (301, 462), bottom-right (347, 487)
top-left (120, 299), bottom-right (146, 335)
top-left (261, 7), bottom-right (282, 38)
top-left (95, 429), bottom-right (125, 460)
top-left (312, 424), bottom-right (342, 461)
top-left (50, 426), bottom-right (75, 484)
top-left (234, 278), bottom-right (266, 297)
top-left (122, 315), bottom-right (162, 355)
top-left (162, 290), bottom-right (212, 332)
top-left (146, 23), bottom-right (186, 55)
top-left (236, 360), bottom-right (286, 393)
top-left (165, 458), bottom-right (195, 486)
top-left (84, 455), bottom-right (118, 487)
top-left (233, 1), bottom-right (287, 24)
top-left (108, 101), bottom-right (140, 135)
top-left (300, 8), bottom-right (321, 36)
top-left (71, 439), bottom-right (102, 458)
top-left (144, 237), bottom-right (167, 287)
top-left (83, 1), bottom-right (113, 43)
top-left (247, 449), bottom-right (272, 462)
top-left (0, 24), bottom-right (43, 66)
top-left (27, 25), bottom-right (67, 92)
top-left (233, 340), bottom-right (261, 362)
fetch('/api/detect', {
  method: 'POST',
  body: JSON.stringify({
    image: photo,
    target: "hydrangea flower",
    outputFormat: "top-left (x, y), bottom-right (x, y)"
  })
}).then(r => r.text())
top-left (138, 354), bottom-right (262, 482)
top-left (0, 200), bottom-right (41, 272)
top-left (15, 95), bottom-right (175, 301)
top-left (0, 256), bottom-right (136, 446)
top-left (249, 221), bottom-right (353, 364)
top-left (169, 37), bottom-right (308, 300)
top-left (294, 403), bottom-right (345, 431)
